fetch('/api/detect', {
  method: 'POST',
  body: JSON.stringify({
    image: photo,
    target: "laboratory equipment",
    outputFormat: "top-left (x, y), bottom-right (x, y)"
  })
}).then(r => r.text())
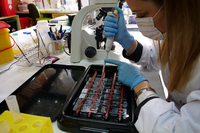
top-left (122, 3), bottom-right (132, 24)
top-left (102, 10), bottom-right (118, 75)
top-left (37, 20), bottom-right (51, 47)
top-left (33, 56), bottom-right (59, 67)
top-left (0, 121), bottom-right (10, 133)
top-left (57, 65), bottom-right (138, 133)
top-left (47, 39), bottom-right (64, 55)
top-left (128, 15), bottom-right (137, 24)
top-left (0, 64), bottom-right (86, 122)
top-left (0, 111), bottom-right (53, 133)
top-left (14, 21), bottom-right (50, 67)
top-left (33, 57), bottom-right (52, 67)
top-left (15, 45), bottom-right (48, 67)
top-left (0, 64), bottom-right (139, 133)
top-left (5, 95), bottom-right (23, 124)
top-left (11, 33), bottom-right (21, 55)
top-left (54, 16), bottom-right (69, 26)
top-left (0, 21), bottom-right (14, 65)
top-left (70, 0), bottom-right (123, 63)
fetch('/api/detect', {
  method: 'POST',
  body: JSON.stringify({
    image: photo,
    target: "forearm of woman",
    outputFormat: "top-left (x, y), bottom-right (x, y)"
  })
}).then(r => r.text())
top-left (125, 39), bottom-right (137, 56)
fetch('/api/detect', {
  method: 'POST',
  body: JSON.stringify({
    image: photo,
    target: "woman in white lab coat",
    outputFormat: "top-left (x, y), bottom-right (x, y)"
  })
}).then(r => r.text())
top-left (104, 0), bottom-right (200, 132)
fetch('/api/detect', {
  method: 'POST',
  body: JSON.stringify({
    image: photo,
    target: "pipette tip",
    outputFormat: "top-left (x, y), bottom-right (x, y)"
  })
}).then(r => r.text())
top-left (102, 61), bottom-right (106, 77)
top-left (101, 68), bottom-right (105, 76)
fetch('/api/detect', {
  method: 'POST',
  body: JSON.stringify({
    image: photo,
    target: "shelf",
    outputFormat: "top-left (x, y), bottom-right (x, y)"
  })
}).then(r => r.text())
top-left (0, 15), bottom-right (21, 30)
top-left (16, 10), bottom-right (78, 19)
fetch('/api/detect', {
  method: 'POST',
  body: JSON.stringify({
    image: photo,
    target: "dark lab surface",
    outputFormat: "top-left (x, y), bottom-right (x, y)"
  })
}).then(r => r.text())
top-left (0, 64), bottom-right (85, 121)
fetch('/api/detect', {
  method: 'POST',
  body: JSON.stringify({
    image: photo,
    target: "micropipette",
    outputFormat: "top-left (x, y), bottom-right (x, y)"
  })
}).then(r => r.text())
top-left (102, 9), bottom-right (118, 76)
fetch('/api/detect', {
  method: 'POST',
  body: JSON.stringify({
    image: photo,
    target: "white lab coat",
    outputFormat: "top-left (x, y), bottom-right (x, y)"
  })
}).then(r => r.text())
top-left (134, 43), bottom-right (200, 133)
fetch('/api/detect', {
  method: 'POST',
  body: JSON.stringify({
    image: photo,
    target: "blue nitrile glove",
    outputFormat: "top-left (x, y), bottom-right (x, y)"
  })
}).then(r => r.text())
top-left (104, 6), bottom-right (134, 50)
top-left (104, 58), bottom-right (148, 90)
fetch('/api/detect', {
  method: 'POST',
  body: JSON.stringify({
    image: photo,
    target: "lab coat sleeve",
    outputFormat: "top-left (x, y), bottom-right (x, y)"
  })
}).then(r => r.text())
top-left (135, 90), bottom-right (200, 133)
top-left (122, 41), bottom-right (160, 71)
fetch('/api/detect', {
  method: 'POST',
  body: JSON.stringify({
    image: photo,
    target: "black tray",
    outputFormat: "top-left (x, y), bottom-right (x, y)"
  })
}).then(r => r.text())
top-left (0, 64), bottom-right (86, 121)
top-left (57, 65), bottom-right (138, 133)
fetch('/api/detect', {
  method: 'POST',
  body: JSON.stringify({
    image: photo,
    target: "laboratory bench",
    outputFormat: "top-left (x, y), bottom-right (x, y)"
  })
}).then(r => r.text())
top-left (15, 10), bottom-right (78, 19)
top-left (0, 26), bottom-right (166, 132)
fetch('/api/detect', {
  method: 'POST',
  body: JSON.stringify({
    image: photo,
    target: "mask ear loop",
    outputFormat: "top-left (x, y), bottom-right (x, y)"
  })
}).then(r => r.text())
top-left (153, 5), bottom-right (163, 19)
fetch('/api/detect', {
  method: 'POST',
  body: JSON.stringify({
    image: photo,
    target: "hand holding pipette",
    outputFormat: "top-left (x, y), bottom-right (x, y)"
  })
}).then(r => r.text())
top-left (102, 9), bottom-right (119, 76)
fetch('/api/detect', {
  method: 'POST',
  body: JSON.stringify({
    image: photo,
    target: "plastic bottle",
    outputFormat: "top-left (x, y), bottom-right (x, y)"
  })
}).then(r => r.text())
top-left (57, 0), bottom-right (61, 10)
top-left (36, 20), bottom-right (51, 53)
top-left (128, 14), bottom-right (136, 24)
top-left (122, 3), bottom-right (132, 24)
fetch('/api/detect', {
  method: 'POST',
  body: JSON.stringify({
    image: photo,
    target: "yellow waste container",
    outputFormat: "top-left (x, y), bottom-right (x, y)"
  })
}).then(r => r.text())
top-left (0, 21), bottom-right (14, 65)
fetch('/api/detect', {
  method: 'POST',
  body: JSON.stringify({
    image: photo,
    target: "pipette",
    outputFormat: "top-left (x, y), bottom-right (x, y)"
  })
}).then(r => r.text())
top-left (102, 9), bottom-right (118, 76)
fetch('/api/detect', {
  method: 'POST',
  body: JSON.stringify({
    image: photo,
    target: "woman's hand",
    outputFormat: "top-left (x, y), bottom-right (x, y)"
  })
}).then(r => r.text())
top-left (104, 58), bottom-right (148, 90)
top-left (104, 6), bottom-right (134, 50)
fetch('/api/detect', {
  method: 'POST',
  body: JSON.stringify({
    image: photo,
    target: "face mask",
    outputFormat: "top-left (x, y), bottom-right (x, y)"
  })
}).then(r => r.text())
top-left (135, 6), bottom-right (166, 40)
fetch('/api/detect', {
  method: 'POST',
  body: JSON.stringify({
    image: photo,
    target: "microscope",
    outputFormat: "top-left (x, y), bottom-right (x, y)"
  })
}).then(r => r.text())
top-left (70, 0), bottom-right (125, 63)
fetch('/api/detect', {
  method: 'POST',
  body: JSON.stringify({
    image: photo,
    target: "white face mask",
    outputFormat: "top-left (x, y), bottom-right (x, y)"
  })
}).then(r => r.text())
top-left (135, 6), bottom-right (166, 40)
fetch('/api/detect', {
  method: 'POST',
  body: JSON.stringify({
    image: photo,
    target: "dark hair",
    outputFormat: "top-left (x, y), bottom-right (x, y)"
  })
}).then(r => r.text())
top-left (141, 0), bottom-right (163, 6)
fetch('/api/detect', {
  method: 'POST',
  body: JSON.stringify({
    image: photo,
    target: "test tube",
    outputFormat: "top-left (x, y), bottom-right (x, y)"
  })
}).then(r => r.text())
top-left (12, 33), bottom-right (19, 43)
top-left (5, 95), bottom-right (22, 124)
top-left (24, 32), bottom-right (32, 50)
top-left (0, 121), bottom-right (10, 133)
top-left (11, 33), bottom-right (20, 55)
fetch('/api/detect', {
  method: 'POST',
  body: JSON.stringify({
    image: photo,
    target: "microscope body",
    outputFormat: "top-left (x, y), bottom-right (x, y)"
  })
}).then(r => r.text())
top-left (70, 0), bottom-right (122, 63)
